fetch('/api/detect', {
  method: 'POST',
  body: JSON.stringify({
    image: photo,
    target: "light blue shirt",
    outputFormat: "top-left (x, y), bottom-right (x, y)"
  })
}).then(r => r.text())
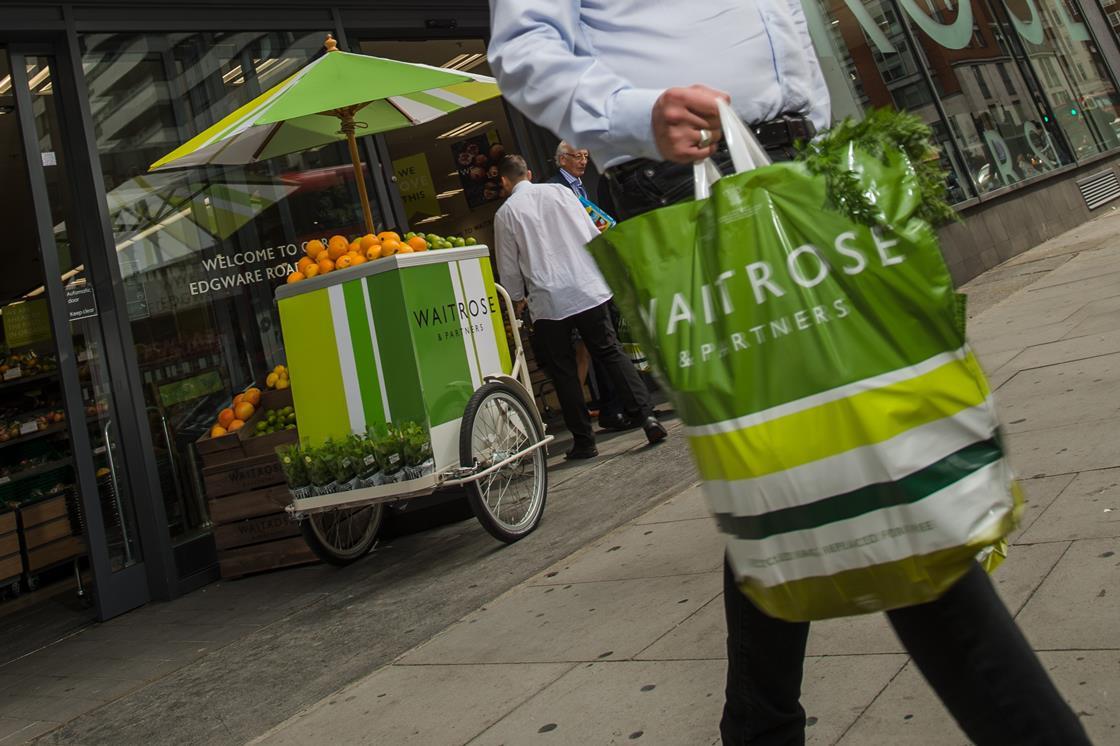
top-left (489, 0), bottom-right (831, 169)
top-left (558, 168), bottom-right (588, 199)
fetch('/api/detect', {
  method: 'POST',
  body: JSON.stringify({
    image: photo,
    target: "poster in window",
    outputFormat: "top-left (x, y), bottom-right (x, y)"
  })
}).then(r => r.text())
top-left (392, 152), bottom-right (440, 223)
top-left (451, 130), bottom-right (506, 208)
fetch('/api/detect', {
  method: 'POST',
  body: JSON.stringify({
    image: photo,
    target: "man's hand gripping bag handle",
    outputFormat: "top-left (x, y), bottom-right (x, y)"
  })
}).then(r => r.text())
top-left (692, 99), bottom-right (774, 199)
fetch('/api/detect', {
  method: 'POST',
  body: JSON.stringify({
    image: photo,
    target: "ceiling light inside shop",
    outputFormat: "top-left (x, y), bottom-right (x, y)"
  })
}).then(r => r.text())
top-left (0, 65), bottom-right (46, 95)
top-left (21, 264), bottom-right (86, 301)
top-left (27, 67), bottom-right (50, 91)
top-left (256, 58), bottom-right (296, 82)
top-left (414, 214), bottom-right (449, 225)
top-left (114, 207), bottom-right (192, 251)
top-left (436, 120), bottom-right (493, 140)
top-left (436, 188), bottom-right (464, 199)
top-left (441, 52), bottom-right (486, 72)
top-left (441, 53), bottom-right (471, 69)
top-left (222, 64), bottom-right (245, 84)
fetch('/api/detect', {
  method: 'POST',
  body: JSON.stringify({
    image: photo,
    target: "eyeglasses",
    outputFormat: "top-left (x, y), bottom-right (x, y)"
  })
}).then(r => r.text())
top-left (561, 152), bottom-right (590, 161)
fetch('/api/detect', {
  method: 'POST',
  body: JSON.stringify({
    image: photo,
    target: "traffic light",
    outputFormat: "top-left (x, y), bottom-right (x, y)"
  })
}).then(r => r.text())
top-left (1070, 107), bottom-right (1079, 116)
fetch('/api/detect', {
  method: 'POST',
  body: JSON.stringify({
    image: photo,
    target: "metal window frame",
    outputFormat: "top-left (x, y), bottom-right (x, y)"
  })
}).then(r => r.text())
top-left (8, 41), bottom-right (157, 619)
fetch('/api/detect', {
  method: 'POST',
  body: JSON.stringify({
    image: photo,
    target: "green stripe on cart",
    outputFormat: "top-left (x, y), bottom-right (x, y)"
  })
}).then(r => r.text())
top-left (342, 281), bottom-right (386, 428)
top-left (480, 256), bottom-right (512, 374)
top-left (365, 272), bottom-right (427, 426)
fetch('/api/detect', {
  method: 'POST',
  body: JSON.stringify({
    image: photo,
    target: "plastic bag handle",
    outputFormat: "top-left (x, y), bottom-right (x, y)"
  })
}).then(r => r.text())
top-left (692, 99), bottom-right (773, 200)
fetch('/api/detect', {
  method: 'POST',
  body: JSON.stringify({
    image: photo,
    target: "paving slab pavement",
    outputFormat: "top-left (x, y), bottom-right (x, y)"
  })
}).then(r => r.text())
top-left (250, 207), bottom-right (1120, 745)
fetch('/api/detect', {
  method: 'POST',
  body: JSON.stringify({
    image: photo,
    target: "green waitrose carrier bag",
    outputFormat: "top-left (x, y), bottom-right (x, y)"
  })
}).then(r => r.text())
top-left (590, 102), bottom-right (1021, 621)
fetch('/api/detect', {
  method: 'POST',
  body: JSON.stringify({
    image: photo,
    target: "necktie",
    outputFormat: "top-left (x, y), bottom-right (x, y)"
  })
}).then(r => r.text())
top-left (574, 180), bottom-right (588, 200)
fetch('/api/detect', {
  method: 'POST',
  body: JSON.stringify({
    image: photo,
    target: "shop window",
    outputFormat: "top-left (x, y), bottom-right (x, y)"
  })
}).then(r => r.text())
top-left (999, 62), bottom-right (1019, 94)
top-left (0, 49), bottom-right (143, 603)
top-left (997, 0), bottom-right (1120, 160)
top-left (80, 32), bottom-right (386, 554)
top-left (888, 0), bottom-right (1073, 191)
top-left (357, 39), bottom-right (517, 249)
top-left (973, 67), bottom-right (994, 98)
top-left (804, 0), bottom-right (974, 202)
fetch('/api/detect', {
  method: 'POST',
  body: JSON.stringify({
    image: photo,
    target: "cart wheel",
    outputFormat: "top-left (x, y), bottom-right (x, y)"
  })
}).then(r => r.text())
top-left (300, 504), bottom-right (385, 566)
top-left (460, 381), bottom-right (548, 544)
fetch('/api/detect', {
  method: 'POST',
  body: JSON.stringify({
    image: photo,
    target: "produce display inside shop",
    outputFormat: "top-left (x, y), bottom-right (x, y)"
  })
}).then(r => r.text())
top-left (0, 335), bottom-right (116, 601)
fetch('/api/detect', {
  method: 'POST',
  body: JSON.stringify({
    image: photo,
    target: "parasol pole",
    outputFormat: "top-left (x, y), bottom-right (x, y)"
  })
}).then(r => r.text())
top-left (339, 109), bottom-right (377, 237)
top-left (325, 34), bottom-right (377, 237)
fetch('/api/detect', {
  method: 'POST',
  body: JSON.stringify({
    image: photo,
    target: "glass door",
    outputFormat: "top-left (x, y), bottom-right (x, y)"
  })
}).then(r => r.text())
top-left (8, 45), bottom-right (150, 620)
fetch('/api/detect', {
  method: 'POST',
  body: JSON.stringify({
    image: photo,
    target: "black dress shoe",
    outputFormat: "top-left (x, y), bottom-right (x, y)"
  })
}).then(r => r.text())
top-left (643, 416), bottom-right (668, 445)
top-left (598, 413), bottom-right (636, 431)
top-left (565, 446), bottom-right (599, 460)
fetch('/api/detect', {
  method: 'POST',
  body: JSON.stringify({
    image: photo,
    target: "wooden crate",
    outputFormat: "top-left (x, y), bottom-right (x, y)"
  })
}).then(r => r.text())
top-left (260, 387), bottom-right (293, 411)
top-left (214, 512), bottom-right (300, 552)
top-left (208, 483), bottom-right (290, 525)
top-left (17, 493), bottom-right (85, 575)
top-left (206, 479), bottom-right (317, 580)
top-left (237, 405), bottom-right (299, 458)
top-left (18, 494), bottom-right (69, 527)
top-left (0, 511), bottom-right (20, 582)
top-left (202, 452), bottom-right (287, 499)
top-left (218, 536), bottom-right (317, 580)
top-left (0, 553), bottom-right (22, 583)
top-left (26, 535), bottom-right (84, 573)
top-left (0, 530), bottom-right (19, 558)
top-left (195, 429), bottom-right (246, 468)
top-left (23, 515), bottom-right (74, 548)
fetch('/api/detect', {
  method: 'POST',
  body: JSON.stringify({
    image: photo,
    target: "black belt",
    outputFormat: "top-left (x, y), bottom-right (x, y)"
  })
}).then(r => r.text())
top-left (609, 114), bottom-right (814, 179)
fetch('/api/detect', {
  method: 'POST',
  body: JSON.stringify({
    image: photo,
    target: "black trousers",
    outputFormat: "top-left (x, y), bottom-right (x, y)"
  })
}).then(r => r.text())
top-left (587, 301), bottom-right (624, 418)
top-left (721, 560), bottom-right (1089, 745)
top-left (534, 302), bottom-right (652, 450)
top-left (604, 151), bottom-right (1090, 746)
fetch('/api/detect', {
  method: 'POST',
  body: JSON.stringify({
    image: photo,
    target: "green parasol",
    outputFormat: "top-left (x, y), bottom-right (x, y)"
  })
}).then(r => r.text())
top-left (149, 35), bottom-right (501, 235)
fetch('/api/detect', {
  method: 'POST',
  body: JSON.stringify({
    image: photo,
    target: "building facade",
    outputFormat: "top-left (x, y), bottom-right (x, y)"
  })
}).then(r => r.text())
top-left (0, 0), bottom-right (1118, 622)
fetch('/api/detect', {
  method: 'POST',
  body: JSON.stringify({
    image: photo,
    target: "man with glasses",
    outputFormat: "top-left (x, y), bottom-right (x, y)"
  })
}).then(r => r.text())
top-left (549, 142), bottom-right (633, 431)
top-left (548, 142), bottom-right (592, 199)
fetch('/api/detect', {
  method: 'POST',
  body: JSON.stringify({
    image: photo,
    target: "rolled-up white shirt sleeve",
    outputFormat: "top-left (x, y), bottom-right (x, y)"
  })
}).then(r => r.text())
top-left (488, 0), bottom-right (665, 162)
top-left (493, 209), bottom-right (526, 302)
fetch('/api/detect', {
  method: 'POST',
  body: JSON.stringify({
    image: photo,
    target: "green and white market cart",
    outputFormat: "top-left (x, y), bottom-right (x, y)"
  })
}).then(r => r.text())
top-left (275, 246), bottom-right (552, 565)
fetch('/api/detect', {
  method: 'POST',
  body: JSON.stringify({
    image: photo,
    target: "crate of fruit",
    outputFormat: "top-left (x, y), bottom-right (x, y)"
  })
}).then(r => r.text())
top-left (239, 403), bottom-right (299, 457)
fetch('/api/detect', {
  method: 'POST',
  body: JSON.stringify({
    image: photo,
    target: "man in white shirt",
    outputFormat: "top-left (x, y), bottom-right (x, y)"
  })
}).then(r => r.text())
top-left (494, 155), bottom-right (667, 459)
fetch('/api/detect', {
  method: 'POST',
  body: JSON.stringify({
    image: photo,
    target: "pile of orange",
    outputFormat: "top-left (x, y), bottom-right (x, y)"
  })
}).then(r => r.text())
top-left (209, 387), bottom-right (261, 438)
top-left (286, 231), bottom-right (428, 284)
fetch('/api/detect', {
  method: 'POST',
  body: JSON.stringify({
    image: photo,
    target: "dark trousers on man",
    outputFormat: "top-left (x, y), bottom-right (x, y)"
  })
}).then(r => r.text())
top-left (534, 301), bottom-right (653, 450)
top-left (602, 145), bottom-right (1090, 746)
